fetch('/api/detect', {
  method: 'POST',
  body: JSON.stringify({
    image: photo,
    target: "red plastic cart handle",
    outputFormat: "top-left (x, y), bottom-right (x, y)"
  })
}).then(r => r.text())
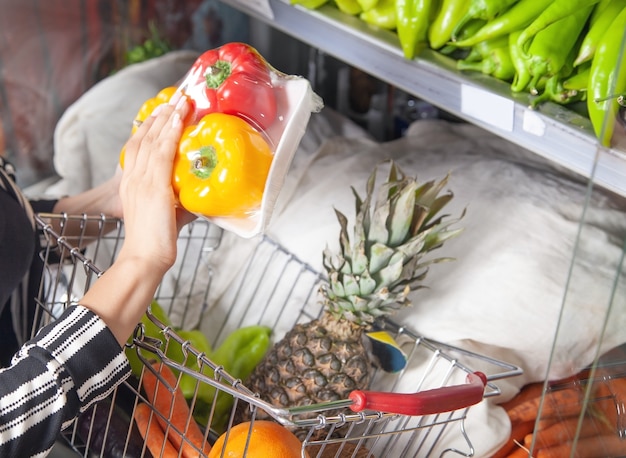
top-left (348, 371), bottom-right (488, 416)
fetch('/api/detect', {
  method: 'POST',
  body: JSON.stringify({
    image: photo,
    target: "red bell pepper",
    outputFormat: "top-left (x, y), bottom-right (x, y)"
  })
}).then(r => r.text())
top-left (179, 42), bottom-right (277, 132)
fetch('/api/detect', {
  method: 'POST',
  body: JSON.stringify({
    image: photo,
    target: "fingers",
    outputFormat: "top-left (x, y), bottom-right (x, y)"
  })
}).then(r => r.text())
top-left (123, 92), bottom-right (189, 174)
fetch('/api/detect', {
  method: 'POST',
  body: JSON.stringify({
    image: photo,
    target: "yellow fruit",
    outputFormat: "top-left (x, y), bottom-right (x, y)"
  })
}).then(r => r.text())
top-left (208, 420), bottom-right (308, 458)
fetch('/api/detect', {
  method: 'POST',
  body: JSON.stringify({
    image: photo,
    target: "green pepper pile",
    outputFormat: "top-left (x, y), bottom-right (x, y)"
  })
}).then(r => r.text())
top-left (291, 0), bottom-right (626, 147)
top-left (126, 301), bottom-right (272, 434)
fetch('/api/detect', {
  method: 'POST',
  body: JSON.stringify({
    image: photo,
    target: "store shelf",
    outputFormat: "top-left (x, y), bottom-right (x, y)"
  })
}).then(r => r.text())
top-left (222, 0), bottom-right (626, 197)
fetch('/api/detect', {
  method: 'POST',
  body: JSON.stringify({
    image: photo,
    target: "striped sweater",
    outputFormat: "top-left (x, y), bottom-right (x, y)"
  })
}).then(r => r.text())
top-left (0, 305), bottom-right (130, 457)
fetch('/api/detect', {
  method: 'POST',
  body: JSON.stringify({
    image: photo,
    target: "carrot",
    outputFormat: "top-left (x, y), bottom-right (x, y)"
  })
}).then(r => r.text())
top-left (536, 433), bottom-right (626, 458)
top-left (588, 378), bottom-right (621, 431)
top-left (133, 402), bottom-right (179, 458)
top-left (142, 362), bottom-right (211, 458)
top-left (490, 420), bottom-right (535, 458)
top-left (508, 387), bottom-right (583, 423)
top-left (500, 382), bottom-right (545, 413)
top-left (605, 374), bottom-right (626, 399)
top-left (527, 415), bottom-right (610, 450)
top-left (504, 442), bottom-right (532, 458)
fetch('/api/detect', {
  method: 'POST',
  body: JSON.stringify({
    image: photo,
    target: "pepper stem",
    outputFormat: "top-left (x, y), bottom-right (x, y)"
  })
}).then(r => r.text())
top-left (192, 146), bottom-right (217, 180)
top-left (204, 60), bottom-right (232, 89)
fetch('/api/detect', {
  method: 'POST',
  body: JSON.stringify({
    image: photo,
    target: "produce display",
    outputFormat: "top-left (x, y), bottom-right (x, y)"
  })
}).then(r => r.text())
top-left (243, 162), bottom-right (463, 432)
top-left (120, 42), bottom-right (322, 238)
top-left (292, 0), bottom-right (626, 147)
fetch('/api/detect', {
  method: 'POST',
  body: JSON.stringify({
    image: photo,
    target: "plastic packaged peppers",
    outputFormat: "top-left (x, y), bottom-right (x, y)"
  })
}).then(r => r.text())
top-left (119, 86), bottom-right (178, 167)
top-left (132, 86), bottom-right (178, 134)
top-left (173, 113), bottom-right (274, 218)
top-left (121, 42), bottom-right (323, 238)
top-left (178, 42), bottom-right (277, 132)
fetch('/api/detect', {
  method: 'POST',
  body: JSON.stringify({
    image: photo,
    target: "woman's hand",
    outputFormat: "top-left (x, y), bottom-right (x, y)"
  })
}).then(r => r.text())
top-left (78, 93), bottom-right (196, 346)
top-left (117, 92), bottom-right (194, 275)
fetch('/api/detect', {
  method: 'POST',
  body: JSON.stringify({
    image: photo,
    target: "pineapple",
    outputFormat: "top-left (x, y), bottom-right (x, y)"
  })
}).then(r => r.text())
top-left (244, 161), bottom-right (464, 429)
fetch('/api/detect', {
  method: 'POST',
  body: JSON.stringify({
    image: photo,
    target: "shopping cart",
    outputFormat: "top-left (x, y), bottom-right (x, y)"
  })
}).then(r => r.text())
top-left (34, 213), bottom-right (522, 458)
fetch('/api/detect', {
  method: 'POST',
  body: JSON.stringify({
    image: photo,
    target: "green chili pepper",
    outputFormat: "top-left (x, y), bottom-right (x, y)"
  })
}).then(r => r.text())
top-left (454, 0), bottom-right (552, 48)
top-left (291, 0), bottom-right (329, 8)
top-left (563, 63), bottom-right (591, 92)
top-left (358, 0), bottom-right (380, 10)
top-left (462, 33), bottom-right (509, 62)
top-left (190, 325), bottom-right (272, 432)
top-left (509, 30), bottom-right (533, 93)
top-left (589, 0), bottom-right (617, 23)
top-left (396, 0), bottom-right (436, 59)
top-left (457, 35), bottom-right (515, 81)
top-left (530, 44), bottom-right (584, 107)
top-left (212, 325), bottom-right (271, 430)
top-left (335, 0), bottom-right (363, 14)
top-left (523, 6), bottom-right (594, 93)
top-left (428, 0), bottom-right (470, 49)
top-left (587, 7), bottom-right (626, 147)
top-left (440, 18), bottom-right (485, 56)
top-left (530, 73), bottom-right (587, 108)
top-left (591, 0), bottom-right (612, 16)
top-left (451, 0), bottom-right (519, 41)
top-left (575, 0), bottom-right (626, 66)
top-left (360, 0), bottom-right (397, 29)
top-left (516, 0), bottom-right (602, 55)
top-left (211, 325), bottom-right (272, 378)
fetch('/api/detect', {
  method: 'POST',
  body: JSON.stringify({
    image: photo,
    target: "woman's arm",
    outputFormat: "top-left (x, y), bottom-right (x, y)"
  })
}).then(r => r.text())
top-left (79, 94), bottom-right (194, 345)
top-left (51, 171), bottom-right (122, 218)
top-left (0, 306), bottom-right (129, 457)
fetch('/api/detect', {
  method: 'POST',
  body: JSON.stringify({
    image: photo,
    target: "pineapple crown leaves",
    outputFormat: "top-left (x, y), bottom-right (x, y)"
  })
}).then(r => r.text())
top-left (321, 161), bottom-right (464, 325)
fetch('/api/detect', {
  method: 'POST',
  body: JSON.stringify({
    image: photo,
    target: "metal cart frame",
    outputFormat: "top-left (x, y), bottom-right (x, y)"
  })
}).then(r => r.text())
top-left (34, 214), bottom-right (522, 457)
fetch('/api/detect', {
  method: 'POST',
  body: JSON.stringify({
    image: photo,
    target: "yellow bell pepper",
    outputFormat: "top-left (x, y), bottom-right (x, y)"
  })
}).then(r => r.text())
top-left (119, 86), bottom-right (179, 168)
top-left (173, 113), bottom-right (273, 218)
top-left (132, 86), bottom-right (178, 134)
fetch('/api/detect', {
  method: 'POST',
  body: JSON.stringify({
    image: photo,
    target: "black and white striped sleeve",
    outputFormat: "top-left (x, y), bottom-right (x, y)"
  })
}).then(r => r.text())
top-left (0, 305), bottom-right (131, 457)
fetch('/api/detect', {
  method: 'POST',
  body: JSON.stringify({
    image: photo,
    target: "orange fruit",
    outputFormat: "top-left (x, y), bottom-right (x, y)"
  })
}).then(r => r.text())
top-left (208, 420), bottom-right (308, 458)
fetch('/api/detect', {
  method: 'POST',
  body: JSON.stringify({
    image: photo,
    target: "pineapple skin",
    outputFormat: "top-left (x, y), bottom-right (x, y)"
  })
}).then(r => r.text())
top-left (246, 311), bottom-right (372, 413)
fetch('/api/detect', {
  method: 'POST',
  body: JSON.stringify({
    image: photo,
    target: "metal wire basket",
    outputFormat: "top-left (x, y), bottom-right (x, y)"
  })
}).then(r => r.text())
top-left (34, 214), bottom-right (522, 458)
